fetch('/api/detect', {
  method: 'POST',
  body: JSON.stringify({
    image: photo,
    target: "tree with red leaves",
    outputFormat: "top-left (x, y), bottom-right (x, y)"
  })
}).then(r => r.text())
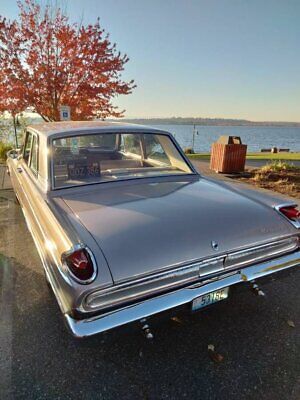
top-left (0, 0), bottom-right (135, 121)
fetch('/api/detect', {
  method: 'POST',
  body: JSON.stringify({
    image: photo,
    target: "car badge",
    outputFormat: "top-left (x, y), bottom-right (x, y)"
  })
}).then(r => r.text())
top-left (211, 241), bottom-right (219, 251)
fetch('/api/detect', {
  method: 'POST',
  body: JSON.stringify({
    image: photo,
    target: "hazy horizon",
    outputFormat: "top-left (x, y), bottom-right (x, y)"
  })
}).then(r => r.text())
top-left (117, 116), bottom-right (300, 124)
top-left (3, 110), bottom-right (300, 125)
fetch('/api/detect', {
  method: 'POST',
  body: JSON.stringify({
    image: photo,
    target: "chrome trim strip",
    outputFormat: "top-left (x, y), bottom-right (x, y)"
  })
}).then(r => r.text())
top-left (274, 203), bottom-right (300, 229)
top-left (109, 234), bottom-right (299, 286)
top-left (85, 255), bottom-right (225, 310)
top-left (83, 237), bottom-right (298, 312)
top-left (65, 249), bottom-right (300, 338)
top-left (224, 237), bottom-right (298, 269)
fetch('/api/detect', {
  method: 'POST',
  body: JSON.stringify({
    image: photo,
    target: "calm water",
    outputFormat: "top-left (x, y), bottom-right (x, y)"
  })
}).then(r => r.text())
top-left (2, 121), bottom-right (300, 153)
top-left (152, 125), bottom-right (300, 153)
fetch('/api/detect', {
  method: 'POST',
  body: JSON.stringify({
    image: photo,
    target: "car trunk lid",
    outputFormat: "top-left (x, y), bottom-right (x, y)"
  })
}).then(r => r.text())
top-left (60, 177), bottom-right (295, 283)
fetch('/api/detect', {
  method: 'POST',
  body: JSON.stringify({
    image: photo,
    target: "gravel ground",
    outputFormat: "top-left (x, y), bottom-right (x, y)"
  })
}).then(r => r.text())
top-left (0, 167), bottom-right (300, 400)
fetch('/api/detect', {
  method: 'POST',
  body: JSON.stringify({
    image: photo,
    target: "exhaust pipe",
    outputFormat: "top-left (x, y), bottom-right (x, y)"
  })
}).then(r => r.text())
top-left (251, 282), bottom-right (265, 296)
top-left (140, 318), bottom-right (154, 340)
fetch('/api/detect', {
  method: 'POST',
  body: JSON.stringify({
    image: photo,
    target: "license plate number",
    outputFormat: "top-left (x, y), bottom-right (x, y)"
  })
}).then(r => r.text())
top-left (192, 287), bottom-right (229, 311)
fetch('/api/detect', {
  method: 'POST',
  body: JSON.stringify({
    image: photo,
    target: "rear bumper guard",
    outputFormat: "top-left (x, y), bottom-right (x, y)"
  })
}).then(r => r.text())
top-left (65, 250), bottom-right (300, 338)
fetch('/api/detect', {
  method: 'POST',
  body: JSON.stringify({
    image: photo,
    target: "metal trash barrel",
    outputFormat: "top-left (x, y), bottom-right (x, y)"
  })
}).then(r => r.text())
top-left (210, 136), bottom-right (247, 173)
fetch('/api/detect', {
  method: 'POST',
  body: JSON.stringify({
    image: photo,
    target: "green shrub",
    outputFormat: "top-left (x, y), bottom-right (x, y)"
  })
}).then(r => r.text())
top-left (0, 141), bottom-right (13, 160)
top-left (260, 160), bottom-right (299, 173)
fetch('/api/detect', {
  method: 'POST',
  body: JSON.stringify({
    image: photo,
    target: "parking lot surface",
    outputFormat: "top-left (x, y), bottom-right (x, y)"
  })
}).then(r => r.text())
top-left (0, 168), bottom-right (299, 400)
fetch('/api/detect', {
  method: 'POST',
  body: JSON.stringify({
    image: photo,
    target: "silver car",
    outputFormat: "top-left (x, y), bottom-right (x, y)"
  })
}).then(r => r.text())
top-left (6, 121), bottom-right (300, 338)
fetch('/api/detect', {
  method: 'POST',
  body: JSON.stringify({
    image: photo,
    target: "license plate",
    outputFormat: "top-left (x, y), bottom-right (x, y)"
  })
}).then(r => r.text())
top-left (192, 287), bottom-right (229, 311)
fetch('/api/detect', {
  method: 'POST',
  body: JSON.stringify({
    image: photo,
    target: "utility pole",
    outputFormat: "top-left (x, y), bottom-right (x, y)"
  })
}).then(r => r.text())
top-left (192, 124), bottom-right (198, 152)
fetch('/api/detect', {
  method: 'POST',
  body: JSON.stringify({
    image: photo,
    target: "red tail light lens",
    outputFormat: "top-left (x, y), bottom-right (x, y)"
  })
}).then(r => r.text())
top-left (63, 248), bottom-right (96, 283)
top-left (279, 206), bottom-right (300, 221)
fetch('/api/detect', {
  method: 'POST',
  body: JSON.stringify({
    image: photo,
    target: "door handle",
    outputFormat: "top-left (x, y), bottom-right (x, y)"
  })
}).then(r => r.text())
top-left (17, 167), bottom-right (23, 173)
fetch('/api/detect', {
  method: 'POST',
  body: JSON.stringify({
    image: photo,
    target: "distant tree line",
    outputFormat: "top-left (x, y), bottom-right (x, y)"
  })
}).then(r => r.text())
top-left (120, 117), bottom-right (300, 127)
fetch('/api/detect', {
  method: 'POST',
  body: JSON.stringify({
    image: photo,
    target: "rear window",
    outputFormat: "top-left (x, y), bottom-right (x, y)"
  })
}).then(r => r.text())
top-left (52, 132), bottom-right (193, 189)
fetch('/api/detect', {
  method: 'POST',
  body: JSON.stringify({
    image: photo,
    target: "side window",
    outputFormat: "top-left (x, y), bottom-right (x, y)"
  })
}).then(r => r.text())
top-left (23, 132), bottom-right (33, 164)
top-left (23, 131), bottom-right (38, 175)
top-left (121, 134), bottom-right (142, 156)
top-left (144, 135), bottom-right (170, 165)
top-left (30, 135), bottom-right (38, 173)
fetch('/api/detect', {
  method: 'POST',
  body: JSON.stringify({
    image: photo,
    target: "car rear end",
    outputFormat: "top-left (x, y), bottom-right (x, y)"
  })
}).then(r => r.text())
top-left (58, 221), bottom-right (299, 338)
top-left (43, 124), bottom-right (300, 337)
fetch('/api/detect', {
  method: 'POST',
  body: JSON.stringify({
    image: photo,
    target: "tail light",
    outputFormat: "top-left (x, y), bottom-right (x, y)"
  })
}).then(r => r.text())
top-left (280, 206), bottom-right (300, 220)
top-left (277, 205), bottom-right (300, 229)
top-left (62, 247), bottom-right (97, 283)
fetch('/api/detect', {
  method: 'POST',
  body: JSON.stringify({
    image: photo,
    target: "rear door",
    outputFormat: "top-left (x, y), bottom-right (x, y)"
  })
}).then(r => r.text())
top-left (9, 131), bottom-right (34, 204)
top-left (15, 131), bottom-right (42, 232)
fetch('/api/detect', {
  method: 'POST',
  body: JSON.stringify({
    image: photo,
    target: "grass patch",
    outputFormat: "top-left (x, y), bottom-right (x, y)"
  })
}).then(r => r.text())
top-left (187, 153), bottom-right (211, 160)
top-left (246, 152), bottom-right (300, 161)
top-left (187, 152), bottom-right (300, 161)
top-left (259, 160), bottom-right (299, 173)
top-left (0, 141), bottom-right (13, 161)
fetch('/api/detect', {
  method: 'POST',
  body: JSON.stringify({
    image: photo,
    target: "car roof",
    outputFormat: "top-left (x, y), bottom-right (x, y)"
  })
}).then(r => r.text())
top-left (27, 120), bottom-right (170, 139)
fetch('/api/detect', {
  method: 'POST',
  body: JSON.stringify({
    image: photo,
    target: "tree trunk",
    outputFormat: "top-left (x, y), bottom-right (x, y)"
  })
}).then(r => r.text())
top-left (12, 115), bottom-right (18, 148)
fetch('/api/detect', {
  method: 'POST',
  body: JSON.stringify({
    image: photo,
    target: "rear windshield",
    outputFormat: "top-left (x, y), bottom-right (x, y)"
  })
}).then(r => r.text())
top-left (51, 132), bottom-right (193, 189)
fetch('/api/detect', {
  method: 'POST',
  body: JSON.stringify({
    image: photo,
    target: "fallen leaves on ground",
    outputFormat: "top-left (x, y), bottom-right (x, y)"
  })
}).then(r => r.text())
top-left (230, 165), bottom-right (300, 199)
top-left (207, 344), bottom-right (224, 363)
top-left (171, 316), bottom-right (184, 324)
top-left (287, 320), bottom-right (296, 328)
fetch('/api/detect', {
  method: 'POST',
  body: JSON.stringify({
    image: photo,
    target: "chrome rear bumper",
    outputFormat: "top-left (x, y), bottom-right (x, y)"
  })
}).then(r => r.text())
top-left (65, 250), bottom-right (300, 338)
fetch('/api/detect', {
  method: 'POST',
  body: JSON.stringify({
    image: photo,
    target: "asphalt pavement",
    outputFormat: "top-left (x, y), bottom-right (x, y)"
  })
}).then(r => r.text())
top-left (0, 164), bottom-right (299, 400)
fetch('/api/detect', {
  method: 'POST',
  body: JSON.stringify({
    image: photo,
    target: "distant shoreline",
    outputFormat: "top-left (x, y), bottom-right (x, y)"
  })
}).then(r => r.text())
top-left (1, 114), bottom-right (300, 128)
top-left (119, 118), bottom-right (300, 128)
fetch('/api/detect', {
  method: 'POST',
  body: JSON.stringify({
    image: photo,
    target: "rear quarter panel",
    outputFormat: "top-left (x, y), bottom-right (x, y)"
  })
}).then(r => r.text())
top-left (8, 155), bottom-right (114, 314)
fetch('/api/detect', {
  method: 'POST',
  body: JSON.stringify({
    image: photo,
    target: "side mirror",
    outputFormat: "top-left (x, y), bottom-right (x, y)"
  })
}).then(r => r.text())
top-left (7, 149), bottom-right (20, 160)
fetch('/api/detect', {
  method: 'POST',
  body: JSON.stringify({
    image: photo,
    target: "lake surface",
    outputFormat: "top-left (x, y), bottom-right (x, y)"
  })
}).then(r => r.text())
top-left (2, 121), bottom-right (299, 153)
top-left (151, 125), bottom-right (300, 153)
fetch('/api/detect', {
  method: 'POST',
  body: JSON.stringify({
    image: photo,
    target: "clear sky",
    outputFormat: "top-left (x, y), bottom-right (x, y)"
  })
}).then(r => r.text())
top-left (1, 0), bottom-right (300, 121)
